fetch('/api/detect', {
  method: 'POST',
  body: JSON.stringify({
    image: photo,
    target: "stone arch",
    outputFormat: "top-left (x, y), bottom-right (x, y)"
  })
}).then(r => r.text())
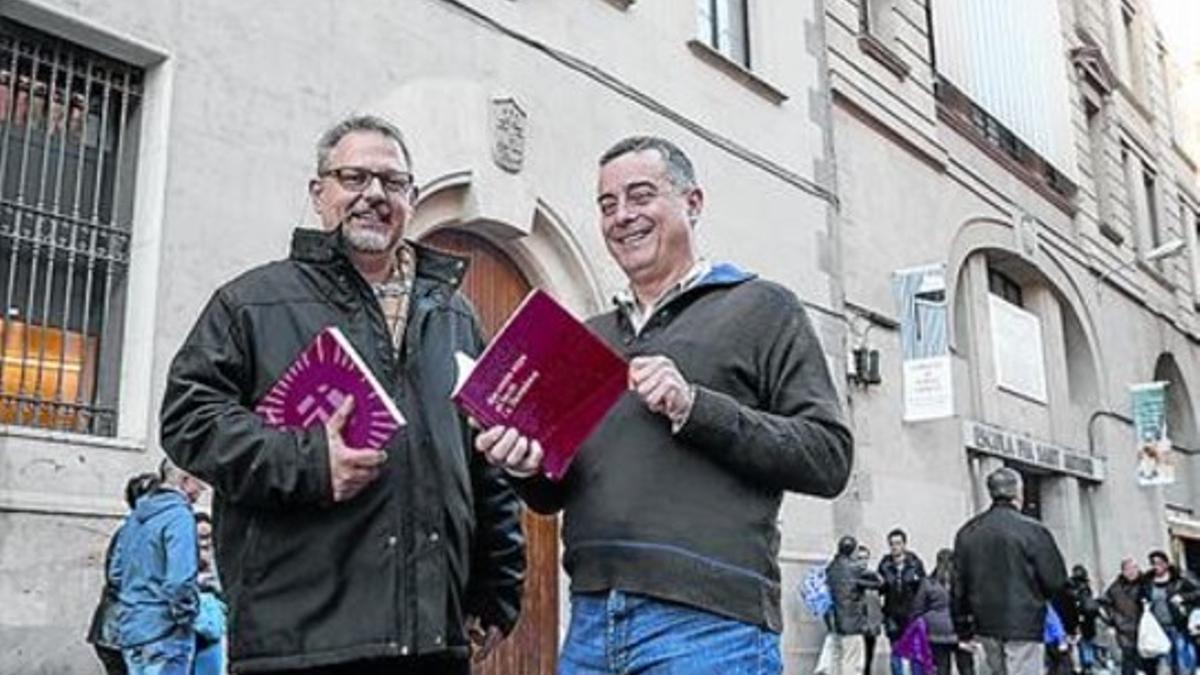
top-left (946, 216), bottom-right (1106, 412)
top-left (1154, 353), bottom-right (1199, 450)
top-left (409, 169), bottom-right (605, 316)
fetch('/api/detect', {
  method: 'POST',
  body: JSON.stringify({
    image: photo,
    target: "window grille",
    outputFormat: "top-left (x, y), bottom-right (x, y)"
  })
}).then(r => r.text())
top-left (0, 19), bottom-right (143, 436)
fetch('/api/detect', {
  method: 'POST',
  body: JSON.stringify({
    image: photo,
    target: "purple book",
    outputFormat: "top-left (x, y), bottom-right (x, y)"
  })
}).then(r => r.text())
top-left (452, 289), bottom-right (627, 481)
top-left (255, 326), bottom-right (405, 449)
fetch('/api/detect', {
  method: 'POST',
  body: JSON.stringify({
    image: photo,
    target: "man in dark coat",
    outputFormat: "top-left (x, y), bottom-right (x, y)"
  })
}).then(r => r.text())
top-left (878, 528), bottom-right (927, 675)
top-left (160, 115), bottom-right (525, 675)
top-left (952, 467), bottom-right (1072, 675)
top-left (828, 536), bottom-right (884, 675)
top-left (1139, 550), bottom-right (1200, 675)
top-left (1100, 557), bottom-right (1144, 675)
top-left (1065, 565), bottom-right (1101, 673)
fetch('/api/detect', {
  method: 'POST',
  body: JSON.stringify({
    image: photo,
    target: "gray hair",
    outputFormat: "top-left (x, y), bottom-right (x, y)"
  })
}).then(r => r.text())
top-left (315, 114), bottom-right (412, 174)
top-left (599, 135), bottom-right (697, 191)
top-left (986, 467), bottom-right (1023, 502)
top-left (158, 457), bottom-right (190, 487)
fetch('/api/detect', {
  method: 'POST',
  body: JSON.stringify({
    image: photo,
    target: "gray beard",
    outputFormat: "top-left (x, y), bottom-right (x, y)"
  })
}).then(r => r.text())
top-left (343, 225), bottom-right (392, 253)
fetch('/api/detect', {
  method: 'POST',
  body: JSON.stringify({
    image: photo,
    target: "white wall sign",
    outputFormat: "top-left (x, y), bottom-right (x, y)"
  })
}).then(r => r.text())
top-left (962, 419), bottom-right (1105, 482)
top-left (903, 356), bottom-right (954, 422)
top-left (988, 294), bottom-right (1048, 403)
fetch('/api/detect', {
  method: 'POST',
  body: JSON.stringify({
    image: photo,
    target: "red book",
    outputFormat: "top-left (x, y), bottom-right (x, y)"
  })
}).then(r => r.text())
top-left (255, 326), bottom-right (405, 450)
top-left (453, 289), bottom-right (627, 481)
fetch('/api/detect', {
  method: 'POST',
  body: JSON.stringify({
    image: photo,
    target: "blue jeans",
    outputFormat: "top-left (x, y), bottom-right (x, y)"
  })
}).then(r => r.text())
top-left (559, 590), bottom-right (781, 675)
top-left (122, 628), bottom-right (195, 675)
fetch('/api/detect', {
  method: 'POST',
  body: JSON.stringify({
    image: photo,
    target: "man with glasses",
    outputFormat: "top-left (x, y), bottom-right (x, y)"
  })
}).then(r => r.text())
top-left (161, 115), bottom-right (525, 675)
top-left (477, 135), bottom-right (853, 673)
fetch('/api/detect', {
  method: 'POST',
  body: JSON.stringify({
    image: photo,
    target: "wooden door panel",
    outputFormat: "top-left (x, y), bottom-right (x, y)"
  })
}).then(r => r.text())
top-left (421, 229), bottom-right (558, 675)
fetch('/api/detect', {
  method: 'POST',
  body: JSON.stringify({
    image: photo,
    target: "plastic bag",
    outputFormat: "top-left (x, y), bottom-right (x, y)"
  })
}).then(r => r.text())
top-left (1138, 606), bottom-right (1171, 658)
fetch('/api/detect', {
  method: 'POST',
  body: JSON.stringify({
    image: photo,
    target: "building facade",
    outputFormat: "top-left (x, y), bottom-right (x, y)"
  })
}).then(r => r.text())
top-left (0, 1), bottom-right (843, 673)
top-left (828, 0), bottom-right (1200, 666)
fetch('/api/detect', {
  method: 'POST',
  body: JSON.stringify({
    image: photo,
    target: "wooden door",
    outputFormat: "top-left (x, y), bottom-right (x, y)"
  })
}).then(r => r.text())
top-left (421, 229), bottom-right (559, 675)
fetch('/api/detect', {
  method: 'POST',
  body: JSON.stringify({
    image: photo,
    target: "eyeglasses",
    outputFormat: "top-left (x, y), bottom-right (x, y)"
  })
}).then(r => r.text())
top-left (321, 166), bottom-right (416, 197)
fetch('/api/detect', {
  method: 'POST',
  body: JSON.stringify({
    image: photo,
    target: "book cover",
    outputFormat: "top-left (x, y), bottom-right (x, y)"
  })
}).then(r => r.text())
top-left (255, 326), bottom-right (405, 450)
top-left (452, 289), bottom-right (627, 481)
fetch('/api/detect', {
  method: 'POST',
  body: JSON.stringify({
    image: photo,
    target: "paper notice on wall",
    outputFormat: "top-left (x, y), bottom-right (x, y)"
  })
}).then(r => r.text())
top-left (1132, 381), bottom-right (1174, 487)
top-left (902, 356), bottom-right (955, 422)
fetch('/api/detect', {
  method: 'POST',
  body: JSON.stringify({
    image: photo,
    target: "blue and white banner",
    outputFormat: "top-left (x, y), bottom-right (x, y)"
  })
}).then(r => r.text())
top-left (892, 264), bottom-right (952, 422)
top-left (1132, 381), bottom-right (1174, 486)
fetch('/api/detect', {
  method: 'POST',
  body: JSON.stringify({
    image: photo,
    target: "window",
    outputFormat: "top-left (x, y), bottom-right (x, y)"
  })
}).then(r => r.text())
top-left (988, 268), bottom-right (1024, 307)
top-left (1159, 46), bottom-right (1175, 137)
top-left (1142, 162), bottom-right (1160, 251)
top-left (697, 0), bottom-right (750, 68)
top-left (1083, 99), bottom-right (1111, 226)
top-left (859, 0), bottom-right (895, 39)
top-left (0, 20), bottom-right (143, 436)
top-left (1121, 2), bottom-right (1146, 99)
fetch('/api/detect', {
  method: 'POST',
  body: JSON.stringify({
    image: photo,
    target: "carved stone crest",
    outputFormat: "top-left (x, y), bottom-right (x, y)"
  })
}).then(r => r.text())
top-left (1015, 212), bottom-right (1040, 262)
top-left (491, 97), bottom-right (527, 174)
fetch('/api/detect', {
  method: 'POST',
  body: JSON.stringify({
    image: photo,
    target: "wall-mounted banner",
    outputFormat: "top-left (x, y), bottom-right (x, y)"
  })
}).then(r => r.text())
top-left (893, 264), bottom-right (953, 422)
top-left (1132, 381), bottom-right (1174, 486)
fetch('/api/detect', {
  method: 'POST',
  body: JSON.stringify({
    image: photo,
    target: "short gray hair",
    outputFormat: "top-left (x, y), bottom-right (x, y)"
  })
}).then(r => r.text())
top-left (986, 467), bottom-right (1023, 503)
top-left (315, 114), bottom-right (412, 174)
top-left (599, 135), bottom-right (697, 191)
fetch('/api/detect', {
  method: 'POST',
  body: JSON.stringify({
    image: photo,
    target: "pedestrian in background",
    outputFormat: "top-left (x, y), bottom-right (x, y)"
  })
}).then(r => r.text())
top-left (828, 535), bottom-right (884, 675)
top-left (85, 472), bottom-right (160, 675)
top-left (192, 511), bottom-right (225, 675)
top-left (1140, 550), bottom-right (1198, 675)
top-left (1100, 557), bottom-right (1144, 675)
top-left (914, 549), bottom-right (974, 675)
top-left (1065, 564), bottom-right (1102, 673)
top-left (858, 545), bottom-right (885, 675)
top-left (952, 467), bottom-right (1073, 675)
top-left (879, 528), bottom-right (927, 675)
top-left (111, 460), bottom-right (206, 675)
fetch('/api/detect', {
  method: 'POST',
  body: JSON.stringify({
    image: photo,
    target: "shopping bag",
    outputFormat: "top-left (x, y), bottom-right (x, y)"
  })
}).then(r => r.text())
top-left (1138, 607), bottom-right (1172, 658)
top-left (815, 633), bottom-right (836, 675)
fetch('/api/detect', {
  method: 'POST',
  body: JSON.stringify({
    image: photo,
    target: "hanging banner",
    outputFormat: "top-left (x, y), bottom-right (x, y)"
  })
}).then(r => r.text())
top-left (892, 264), bottom-right (953, 422)
top-left (1131, 381), bottom-right (1174, 486)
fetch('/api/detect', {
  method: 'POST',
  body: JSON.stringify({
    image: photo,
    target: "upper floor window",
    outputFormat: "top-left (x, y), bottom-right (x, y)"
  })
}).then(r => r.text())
top-left (0, 20), bottom-right (143, 436)
top-left (859, 0), bottom-right (895, 41)
top-left (697, 0), bottom-right (750, 68)
top-left (988, 268), bottom-right (1024, 307)
top-left (1121, 1), bottom-right (1147, 100)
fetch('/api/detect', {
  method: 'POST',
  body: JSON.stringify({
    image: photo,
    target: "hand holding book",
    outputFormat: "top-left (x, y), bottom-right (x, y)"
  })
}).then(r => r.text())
top-left (325, 395), bottom-right (388, 502)
top-left (452, 290), bottom-right (627, 481)
top-left (474, 425), bottom-right (544, 478)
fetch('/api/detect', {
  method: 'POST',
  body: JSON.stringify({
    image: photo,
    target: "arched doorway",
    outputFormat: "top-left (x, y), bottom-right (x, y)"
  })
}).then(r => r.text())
top-left (422, 228), bottom-right (559, 675)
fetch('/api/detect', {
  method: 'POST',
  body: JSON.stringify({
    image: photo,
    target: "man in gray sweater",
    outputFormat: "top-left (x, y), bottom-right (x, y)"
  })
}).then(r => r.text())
top-left (477, 135), bottom-right (853, 674)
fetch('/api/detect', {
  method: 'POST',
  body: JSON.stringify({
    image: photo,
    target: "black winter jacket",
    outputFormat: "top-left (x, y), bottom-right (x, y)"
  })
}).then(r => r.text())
top-left (160, 229), bottom-right (524, 672)
top-left (878, 551), bottom-right (926, 638)
top-left (827, 555), bottom-right (884, 635)
top-left (952, 502), bottom-right (1071, 642)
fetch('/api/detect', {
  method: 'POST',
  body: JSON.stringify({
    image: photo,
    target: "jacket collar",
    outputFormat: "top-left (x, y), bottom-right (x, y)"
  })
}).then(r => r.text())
top-left (611, 261), bottom-right (756, 312)
top-left (289, 227), bottom-right (469, 292)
